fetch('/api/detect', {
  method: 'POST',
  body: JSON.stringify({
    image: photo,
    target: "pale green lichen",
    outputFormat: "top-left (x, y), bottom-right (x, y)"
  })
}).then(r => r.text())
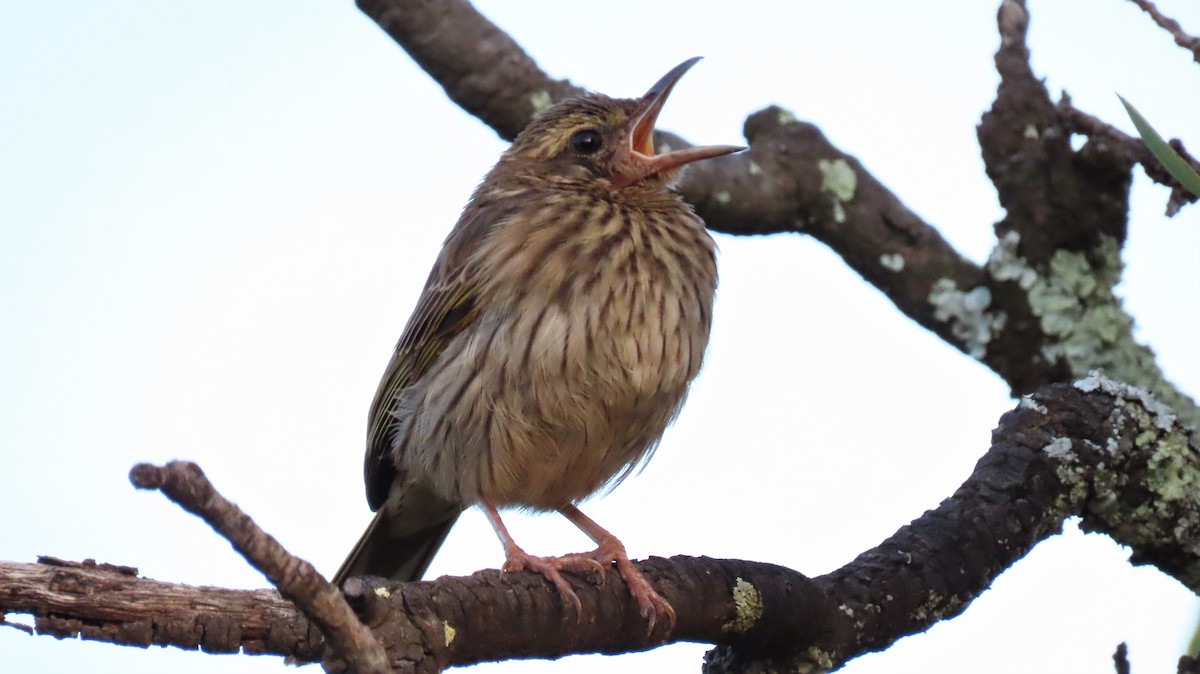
top-left (928, 279), bottom-right (1007, 359)
top-left (748, 160), bottom-right (763, 175)
top-left (1149, 432), bottom-right (1195, 503)
top-left (838, 603), bottom-right (869, 631)
top-left (818, 158), bottom-right (857, 202)
top-left (879, 252), bottom-right (906, 272)
top-left (729, 649), bottom-right (833, 674)
top-left (529, 90), bottom-right (554, 116)
top-left (986, 232), bottom-right (1038, 289)
top-left (443, 621), bottom-right (457, 647)
top-left (1061, 374), bottom-right (1200, 580)
top-left (1043, 437), bottom-right (1075, 460)
top-left (1024, 123), bottom-right (1040, 140)
top-left (714, 190), bottom-right (731, 204)
top-left (909, 590), bottom-right (965, 624)
top-left (818, 158), bottom-right (856, 225)
top-left (1054, 460), bottom-right (1092, 510)
top-left (1019, 394), bottom-right (1048, 413)
top-left (805, 647), bottom-right (835, 672)
top-left (373, 587), bottom-right (391, 599)
top-left (722, 577), bottom-right (764, 633)
top-left (987, 233), bottom-right (1198, 430)
top-left (777, 108), bottom-right (798, 125)
top-left (831, 200), bottom-right (846, 223)
top-left (1075, 372), bottom-right (1178, 430)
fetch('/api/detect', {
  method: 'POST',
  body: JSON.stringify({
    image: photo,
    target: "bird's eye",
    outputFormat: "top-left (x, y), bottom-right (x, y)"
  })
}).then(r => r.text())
top-left (569, 129), bottom-right (603, 155)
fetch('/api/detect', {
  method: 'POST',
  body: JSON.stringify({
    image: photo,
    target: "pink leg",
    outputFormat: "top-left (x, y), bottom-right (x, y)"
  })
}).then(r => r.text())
top-left (482, 498), bottom-right (587, 618)
top-left (559, 505), bottom-right (676, 633)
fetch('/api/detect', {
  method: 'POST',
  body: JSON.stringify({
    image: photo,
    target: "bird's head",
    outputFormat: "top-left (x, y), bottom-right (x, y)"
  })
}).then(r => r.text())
top-left (499, 57), bottom-right (744, 192)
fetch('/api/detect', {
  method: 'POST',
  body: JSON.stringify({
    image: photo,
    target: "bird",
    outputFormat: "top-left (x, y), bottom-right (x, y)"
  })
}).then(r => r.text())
top-left (332, 57), bottom-right (743, 631)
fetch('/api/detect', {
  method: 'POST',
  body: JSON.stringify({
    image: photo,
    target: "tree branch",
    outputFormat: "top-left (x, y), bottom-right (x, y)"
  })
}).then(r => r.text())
top-left (1, 557), bottom-right (320, 657)
top-left (4, 379), bottom-right (1195, 671)
top-left (1114, 642), bottom-right (1131, 674)
top-left (711, 376), bottom-right (1200, 671)
top-left (353, 0), bottom-right (1199, 433)
top-left (1126, 0), bottom-right (1200, 64)
top-left (1058, 97), bottom-right (1200, 218)
top-left (975, 0), bottom-right (1198, 427)
top-left (357, 0), bottom-right (582, 142)
top-left (130, 462), bottom-right (389, 674)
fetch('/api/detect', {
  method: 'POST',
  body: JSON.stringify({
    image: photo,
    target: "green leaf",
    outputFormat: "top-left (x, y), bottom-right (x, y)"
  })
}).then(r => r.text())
top-left (1190, 612), bottom-right (1200, 657)
top-left (1118, 95), bottom-right (1200, 198)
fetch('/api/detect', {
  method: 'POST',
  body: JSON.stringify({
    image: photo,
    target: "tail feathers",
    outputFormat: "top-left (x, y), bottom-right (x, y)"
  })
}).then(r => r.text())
top-left (331, 511), bottom-right (459, 586)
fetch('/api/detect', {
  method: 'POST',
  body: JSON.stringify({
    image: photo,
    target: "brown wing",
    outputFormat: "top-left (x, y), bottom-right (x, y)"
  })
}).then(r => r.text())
top-left (363, 203), bottom-right (507, 510)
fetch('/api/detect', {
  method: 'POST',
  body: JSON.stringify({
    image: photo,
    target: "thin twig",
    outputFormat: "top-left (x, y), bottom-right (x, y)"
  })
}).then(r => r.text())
top-left (1126, 0), bottom-right (1200, 63)
top-left (129, 461), bottom-right (391, 674)
top-left (1, 614), bottom-right (34, 635)
top-left (1113, 642), bottom-right (1131, 674)
top-left (1060, 97), bottom-right (1200, 215)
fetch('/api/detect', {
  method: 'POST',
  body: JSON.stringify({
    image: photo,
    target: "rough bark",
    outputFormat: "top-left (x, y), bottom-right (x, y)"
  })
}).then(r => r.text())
top-left (3, 381), bottom-right (1196, 672)
top-left (130, 462), bottom-right (390, 674)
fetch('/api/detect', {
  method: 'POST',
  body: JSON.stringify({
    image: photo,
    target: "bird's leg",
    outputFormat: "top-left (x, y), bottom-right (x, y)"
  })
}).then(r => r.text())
top-left (481, 498), bottom-right (587, 619)
top-left (558, 505), bottom-right (676, 634)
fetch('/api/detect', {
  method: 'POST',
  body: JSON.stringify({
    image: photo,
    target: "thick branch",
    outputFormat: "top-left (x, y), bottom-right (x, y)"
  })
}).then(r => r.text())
top-left (709, 377), bottom-right (1200, 672)
top-left (982, 0), bottom-right (1130, 259)
top-left (976, 0), bottom-right (1198, 427)
top-left (357, 0), bottom-right (582, 141)
top-left (4, 381), bottom-right (1195, 672)
top-left (355, 0), bottom-right (1199, 210)
top-left (0, 557), bottom-right (320, 657)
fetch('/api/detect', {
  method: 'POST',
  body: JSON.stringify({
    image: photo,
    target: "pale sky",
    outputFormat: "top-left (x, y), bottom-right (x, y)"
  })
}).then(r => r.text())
top-left (2, 2), bottom-right (1198, 673)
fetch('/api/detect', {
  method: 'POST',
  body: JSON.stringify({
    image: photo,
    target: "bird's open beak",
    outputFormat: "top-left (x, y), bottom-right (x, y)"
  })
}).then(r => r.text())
top-left (614, 57), bottom-right (745, 187)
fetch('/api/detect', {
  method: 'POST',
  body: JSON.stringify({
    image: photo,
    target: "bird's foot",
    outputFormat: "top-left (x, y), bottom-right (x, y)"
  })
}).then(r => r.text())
top-left (501, 542), bottom-right (674, 635)
top-left (578, 536), bottom-right (675, 635)
top-left (501, 548), bottom-right (591, 620)
top-left (554, 505), bottom-right (676, 635)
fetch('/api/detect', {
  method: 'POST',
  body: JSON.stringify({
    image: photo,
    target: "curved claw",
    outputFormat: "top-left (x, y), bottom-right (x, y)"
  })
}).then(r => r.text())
top-left (555, 551), bottom-right (608, 585)
top-left (612, 553), bottom-right (676, 636)
top-left (502, 553), bottom-right (584, 620)
top-left (553, 504), bottom-right (678, 635)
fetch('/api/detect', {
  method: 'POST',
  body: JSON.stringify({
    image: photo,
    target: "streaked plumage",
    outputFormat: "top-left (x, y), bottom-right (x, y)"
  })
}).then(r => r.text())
top-left (334, 57), bottom-right (742, 630)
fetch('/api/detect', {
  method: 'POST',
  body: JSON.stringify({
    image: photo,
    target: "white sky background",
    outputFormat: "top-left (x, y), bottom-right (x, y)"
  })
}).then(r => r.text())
top-left (2, 1), bottom-right (1198, 672)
